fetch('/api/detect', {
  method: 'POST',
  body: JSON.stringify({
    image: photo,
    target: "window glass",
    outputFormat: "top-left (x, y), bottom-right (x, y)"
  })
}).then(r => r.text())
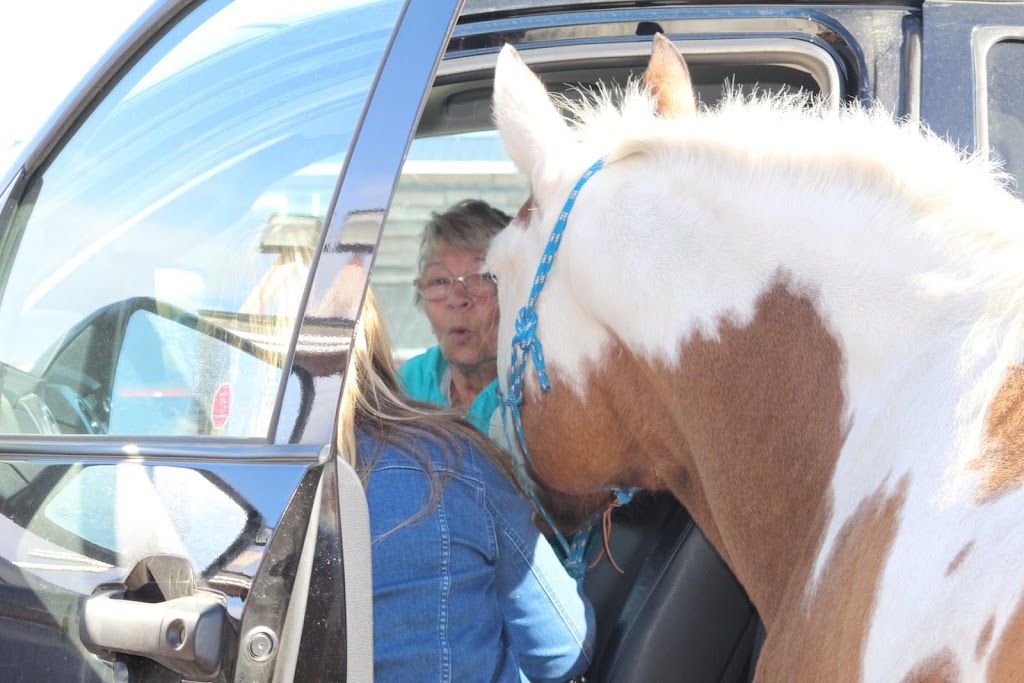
top-left (108, 308), bottom-right (282, 436)
top-left (43, 465), bottom-right (252, 573)
top-left (0, 0), bottom-right (403, 437)
top-left (987, 39), bottom-right (1024, 197)
top-left (375, 131), bottom-right (525, 363)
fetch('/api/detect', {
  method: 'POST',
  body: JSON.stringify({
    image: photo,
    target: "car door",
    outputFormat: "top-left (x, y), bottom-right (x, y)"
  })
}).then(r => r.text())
top-left (921, 0), bottom-right (1024, 193)
top-left (0, 0), bottom-right (461, 681)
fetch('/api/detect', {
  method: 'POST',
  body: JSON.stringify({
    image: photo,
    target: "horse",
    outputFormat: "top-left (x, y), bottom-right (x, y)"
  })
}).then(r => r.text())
top-left (486, 34), bottom-right (1024, 681)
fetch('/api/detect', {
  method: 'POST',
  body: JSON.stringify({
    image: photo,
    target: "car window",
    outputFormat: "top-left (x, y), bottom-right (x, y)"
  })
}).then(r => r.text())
top-left (986, 39), bottom-right (1024, 197)
top-left (42, 465), bottom-right (256, 574)
top-left (0, 0), bottom-right (404, 438)
top-left (376, 60), bottom-right (824, 361)
top-left (375, 131), bottom-right (526, 362)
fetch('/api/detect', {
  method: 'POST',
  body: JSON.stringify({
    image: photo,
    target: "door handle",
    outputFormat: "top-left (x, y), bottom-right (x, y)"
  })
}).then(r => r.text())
top-left (80, 588), bottom-right (227, 679)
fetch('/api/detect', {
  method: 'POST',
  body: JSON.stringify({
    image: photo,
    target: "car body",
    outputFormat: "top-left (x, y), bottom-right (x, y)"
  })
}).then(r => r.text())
top-left (0, 0), bottom-right (1021, 680)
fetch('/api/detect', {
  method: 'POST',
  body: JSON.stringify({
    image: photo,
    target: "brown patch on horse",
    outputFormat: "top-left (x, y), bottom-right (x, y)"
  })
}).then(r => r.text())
top-left (945, 541), bottom-right (974, 577)
top-left (519, 275), bottom-right (847, 626)
top-left (902, 649), bottom-right (960, 682)
top-left (641, 33), bottom-right (697, 119)
top-left (757, 477), bottom-right (909, 682)
top-left (977, 616), bottom-right (995, 661)
top-left (987, 595), bottom-right (1024, 680)
top-left (513, 195), bottom-right (534, 228)
top-left (970, 365), bottom-right (1024, 502)
top-left (663, 278), bottom-right (850, 624)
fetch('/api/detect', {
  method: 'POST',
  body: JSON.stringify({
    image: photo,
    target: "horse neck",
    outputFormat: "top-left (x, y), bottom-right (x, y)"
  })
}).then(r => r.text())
top-left (530, 254), bottom-right (1019, 630)
top-left (621, 276), bottom-right (1022, 629)
top-left (544, 136), bottom-right (1024, 621)
top-left (614, 278), bottom-right (846, 625)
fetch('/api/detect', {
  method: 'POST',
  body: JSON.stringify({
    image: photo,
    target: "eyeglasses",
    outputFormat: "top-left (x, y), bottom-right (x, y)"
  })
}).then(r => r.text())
top-left (415, 270), bottom-right (498, 302)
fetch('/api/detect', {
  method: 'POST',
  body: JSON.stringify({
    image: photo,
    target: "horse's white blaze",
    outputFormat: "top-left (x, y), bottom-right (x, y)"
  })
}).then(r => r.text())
top-left (490, 40), bottom-right (1024, 678)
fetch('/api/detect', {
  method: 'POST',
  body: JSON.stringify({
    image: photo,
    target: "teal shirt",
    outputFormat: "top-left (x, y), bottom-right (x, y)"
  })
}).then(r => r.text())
top-left (398, 345), bottom-right (501, 435)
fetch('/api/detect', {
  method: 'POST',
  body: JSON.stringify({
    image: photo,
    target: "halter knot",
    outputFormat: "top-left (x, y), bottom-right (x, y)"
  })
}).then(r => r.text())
top-left (612, 486), bottom-right (639, 506)
top-left (511, 306), bottom-right (550, 393)
top-left (512, 306), bottom-right (538, 344)
top-left (561, 530), bottom-right (593, 582)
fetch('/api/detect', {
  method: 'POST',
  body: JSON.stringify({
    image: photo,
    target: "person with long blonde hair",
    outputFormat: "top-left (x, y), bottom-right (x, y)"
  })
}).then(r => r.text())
top-left (339, 288), bottom-right (594, 682)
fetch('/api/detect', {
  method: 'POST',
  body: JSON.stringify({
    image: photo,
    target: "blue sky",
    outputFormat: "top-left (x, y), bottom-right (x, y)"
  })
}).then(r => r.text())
top-left (0, 1), bottom-right (155, 170)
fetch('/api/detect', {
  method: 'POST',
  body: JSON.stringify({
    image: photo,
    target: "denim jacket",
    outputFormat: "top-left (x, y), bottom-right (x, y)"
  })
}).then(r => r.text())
top-left (360, 430), bottom-right (595, 682)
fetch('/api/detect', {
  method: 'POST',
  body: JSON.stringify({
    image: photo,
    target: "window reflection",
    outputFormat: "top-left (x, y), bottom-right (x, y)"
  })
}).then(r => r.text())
top-left (0, 0), bottom-right (403, 437)
top-left (43, 465), bottom-right (254, 573)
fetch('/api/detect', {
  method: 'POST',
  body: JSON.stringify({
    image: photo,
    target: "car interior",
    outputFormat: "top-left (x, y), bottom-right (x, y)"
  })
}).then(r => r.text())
top-left (371, 48), bottom-right (835, 682)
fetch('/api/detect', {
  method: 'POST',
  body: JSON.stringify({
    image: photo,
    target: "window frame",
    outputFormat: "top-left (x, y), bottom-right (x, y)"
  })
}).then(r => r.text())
top-left (972, 27), bottom-right (1024, 167)
top-left (0, 0), bottom-right (430, 450)
top-left (921, 0), bottom-right (1024, 155)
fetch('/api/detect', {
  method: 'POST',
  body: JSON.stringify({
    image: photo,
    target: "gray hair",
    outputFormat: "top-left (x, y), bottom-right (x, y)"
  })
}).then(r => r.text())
top-left (416, 199), bottom-right (512, 277)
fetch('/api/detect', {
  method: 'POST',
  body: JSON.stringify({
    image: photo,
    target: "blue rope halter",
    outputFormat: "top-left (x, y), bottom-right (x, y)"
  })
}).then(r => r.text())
top-left (499, 157), bottom-right (638, 581)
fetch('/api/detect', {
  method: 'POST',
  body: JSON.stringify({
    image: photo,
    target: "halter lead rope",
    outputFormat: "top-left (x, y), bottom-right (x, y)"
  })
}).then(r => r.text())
top-left (498, 157), bottom-right (638, 581)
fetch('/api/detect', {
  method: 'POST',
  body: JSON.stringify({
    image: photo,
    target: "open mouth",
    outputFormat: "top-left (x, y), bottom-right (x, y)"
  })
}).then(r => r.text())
top-left (449, 327), bottom-right (472, 342)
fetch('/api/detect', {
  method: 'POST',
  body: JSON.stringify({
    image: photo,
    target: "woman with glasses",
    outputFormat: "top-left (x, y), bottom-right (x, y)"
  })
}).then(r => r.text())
top-left (400, 199), bottom-right (510, 435)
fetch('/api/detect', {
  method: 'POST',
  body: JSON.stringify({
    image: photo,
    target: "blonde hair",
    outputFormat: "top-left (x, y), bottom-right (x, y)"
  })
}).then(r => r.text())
top-left (338, 288), bottom-right (521, 511)
top-left (240, 225), bottom-right (521, 514)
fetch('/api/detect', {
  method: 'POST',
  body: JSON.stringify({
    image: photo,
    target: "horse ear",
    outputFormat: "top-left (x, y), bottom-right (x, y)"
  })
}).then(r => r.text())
top-left (642, 34), bottom-right (697, 118)
top-left (493, 44), bottom-right (573, 185)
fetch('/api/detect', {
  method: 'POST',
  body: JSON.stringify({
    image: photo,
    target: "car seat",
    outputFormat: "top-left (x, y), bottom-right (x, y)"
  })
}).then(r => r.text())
top-left (584, 493), bottom-right (763, 682)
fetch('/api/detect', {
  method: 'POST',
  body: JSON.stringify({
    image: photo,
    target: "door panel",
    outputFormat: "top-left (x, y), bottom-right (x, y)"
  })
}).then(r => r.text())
top-left (0, 457), bottom-right (315, 680)
top-left (922, 0), bottom-right (1024, 194)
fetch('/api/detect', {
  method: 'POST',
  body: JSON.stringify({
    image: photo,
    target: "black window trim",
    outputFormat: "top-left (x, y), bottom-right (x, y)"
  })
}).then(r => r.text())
top-left (275, 0), bottom-right (465, 446)
top-left (435, 36), bottom-right (845, 108)
top-left (972, 25), bottom-right (1024, 164)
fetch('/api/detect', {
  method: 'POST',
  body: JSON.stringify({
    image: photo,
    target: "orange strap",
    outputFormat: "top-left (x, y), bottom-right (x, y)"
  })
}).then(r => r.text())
top-left (588, 496), bottom-right (627, 573)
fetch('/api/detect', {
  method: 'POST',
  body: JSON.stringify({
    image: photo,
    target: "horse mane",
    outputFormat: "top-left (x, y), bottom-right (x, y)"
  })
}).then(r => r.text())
top-left (553, 78), bottom-right (1024, 434)
top-left (558, 78), bottom-right (1024, 318)
top-left (561, 79), bottom-right (1014, 206)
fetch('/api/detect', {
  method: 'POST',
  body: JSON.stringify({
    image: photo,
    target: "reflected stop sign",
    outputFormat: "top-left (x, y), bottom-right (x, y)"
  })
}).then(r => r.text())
top-left (211, 383), bottom-right (232, 429)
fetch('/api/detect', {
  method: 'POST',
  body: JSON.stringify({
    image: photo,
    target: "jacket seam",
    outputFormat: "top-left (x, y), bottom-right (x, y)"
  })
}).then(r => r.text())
top-left (438, 494), bottom-right (452, 682)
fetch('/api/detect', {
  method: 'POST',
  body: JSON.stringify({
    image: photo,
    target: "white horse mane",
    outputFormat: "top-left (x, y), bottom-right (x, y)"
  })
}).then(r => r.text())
top-left (563, 79), bottom-right (1014, 217)
top-left (547, 79), bottom-right (1024, 339)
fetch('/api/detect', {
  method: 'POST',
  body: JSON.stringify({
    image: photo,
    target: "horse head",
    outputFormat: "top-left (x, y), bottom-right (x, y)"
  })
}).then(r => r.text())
top-left (488, 36), bottom-right (702, 500)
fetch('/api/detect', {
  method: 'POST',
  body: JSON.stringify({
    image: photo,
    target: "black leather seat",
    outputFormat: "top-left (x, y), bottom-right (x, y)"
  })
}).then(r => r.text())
top-left (584, 493), bottom-right (762, 682)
